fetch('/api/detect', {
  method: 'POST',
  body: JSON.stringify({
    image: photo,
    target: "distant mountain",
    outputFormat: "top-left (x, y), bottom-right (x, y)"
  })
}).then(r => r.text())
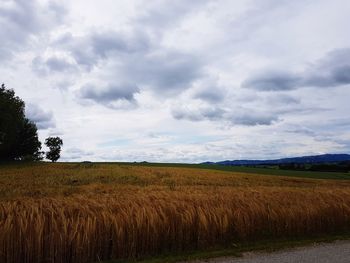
top-left (202, 154), bottom-right (350, 166)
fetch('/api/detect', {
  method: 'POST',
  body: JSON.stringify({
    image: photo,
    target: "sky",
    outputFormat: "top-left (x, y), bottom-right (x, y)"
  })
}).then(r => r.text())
top-left (1, 0), bottom-right (350, 162)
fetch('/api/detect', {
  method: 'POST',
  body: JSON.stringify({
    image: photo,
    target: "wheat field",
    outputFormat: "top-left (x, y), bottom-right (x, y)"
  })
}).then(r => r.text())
top-left (1, 163), bottom-right (350, 263)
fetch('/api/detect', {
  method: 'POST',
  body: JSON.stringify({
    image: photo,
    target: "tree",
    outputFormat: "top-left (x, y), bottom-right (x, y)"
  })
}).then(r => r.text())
top-left (0, 84), bottom-right (42, 161)
top-left (45, 137), bottom-right (63, 162)
top-left (17, 119), bottom-right (44, 161)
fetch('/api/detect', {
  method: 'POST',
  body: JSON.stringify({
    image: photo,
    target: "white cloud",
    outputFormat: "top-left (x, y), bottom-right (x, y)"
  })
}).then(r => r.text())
top-left (26, 103), bottom-right (55, 130)
top-left (2, 0), bottom-right (350, 162)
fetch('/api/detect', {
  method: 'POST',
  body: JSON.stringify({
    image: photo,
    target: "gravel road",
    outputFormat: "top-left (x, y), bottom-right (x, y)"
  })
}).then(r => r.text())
top-left (191, 241), bottom-right (350, 263)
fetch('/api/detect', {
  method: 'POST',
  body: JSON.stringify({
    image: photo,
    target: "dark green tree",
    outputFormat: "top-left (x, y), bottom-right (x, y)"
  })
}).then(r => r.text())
top-left (45, 137), bottom-right (63, 162)
top-left (0, 84), bottom-right (42, 161)
top-left (17, 119), bottom-right (44, 161)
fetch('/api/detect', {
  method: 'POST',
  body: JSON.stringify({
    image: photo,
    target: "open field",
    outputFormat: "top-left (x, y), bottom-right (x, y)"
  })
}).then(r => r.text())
top-left (111, 162), bottom-right (350, 180)
top-left (1, 162), bottom-right (350, 263)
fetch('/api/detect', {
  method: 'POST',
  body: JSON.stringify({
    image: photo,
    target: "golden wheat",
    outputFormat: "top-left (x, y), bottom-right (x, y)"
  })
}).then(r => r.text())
top-left (0, 163), bottom-right (350, 262)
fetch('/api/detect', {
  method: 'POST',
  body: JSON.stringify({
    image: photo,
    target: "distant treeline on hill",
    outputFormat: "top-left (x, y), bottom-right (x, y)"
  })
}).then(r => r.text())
top-left (278, 161), bottom-right (350, 173)
top-left (203, 154), bottom-right (350, 173)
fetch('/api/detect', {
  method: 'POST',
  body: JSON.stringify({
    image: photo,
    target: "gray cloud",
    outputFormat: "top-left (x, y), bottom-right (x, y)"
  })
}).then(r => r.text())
top-left (242, 71), bottom-right (302, 91)
top-left (305, 65), bottom-right (350, 88)
top-left (78, 83), bottom-right (140, 109)
top-left (172, 104), bottom-right (278, 126)
top-left (91, 31), bottom-right (150, 58)
top-left (243, 48), bottom-right (350, 91)
top-left (121, 51), bottom-right (202, 94)
top-left (26, 103), bottom-right (55, 130)
top-left (333, 65), bottom-right (350, 84)
top-left (32, 56), bottom-right (77, 75)
top-left (172, 105), bottom-right (225, 122)
top-left (315, 48), bottom-right (350, 70)
top-left (52, 30), bottom-right (151, 71)
top-left (193, 86), bottom-right (226, 103)
top-left (0, 0), bottom-right (66, 61)
top-left (50, 31), bottom-right (202, 94)
top-left (265, 94), bottom-right (300, 105)
top-left (46, 57), bottom-right (73, 72)
top-left (36, 28), bottom-right (202, 95)
top-left (285, 127), bottom-right (316, 136)
top-left (137, 0), bottom-right (212, 32)
top-left (228, 111), bottom-right (278, 126)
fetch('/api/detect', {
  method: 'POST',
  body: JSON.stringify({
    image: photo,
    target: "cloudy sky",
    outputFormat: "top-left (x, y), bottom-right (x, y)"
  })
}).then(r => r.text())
top-left (1, 0), bottom-right (350, 162)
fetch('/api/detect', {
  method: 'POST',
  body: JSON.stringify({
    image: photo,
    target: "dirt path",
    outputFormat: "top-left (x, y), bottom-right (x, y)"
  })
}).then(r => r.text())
top-left (191, 240), bottom-right (350, 263)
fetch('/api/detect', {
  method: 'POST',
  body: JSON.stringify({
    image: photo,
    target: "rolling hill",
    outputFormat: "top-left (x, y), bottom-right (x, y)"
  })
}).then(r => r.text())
top-left (203, 154), bottom-right (350, 166)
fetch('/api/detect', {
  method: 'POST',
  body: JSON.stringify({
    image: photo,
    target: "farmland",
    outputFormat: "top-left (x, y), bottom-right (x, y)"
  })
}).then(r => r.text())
top-left (1, 162), bottom-right (350, 263)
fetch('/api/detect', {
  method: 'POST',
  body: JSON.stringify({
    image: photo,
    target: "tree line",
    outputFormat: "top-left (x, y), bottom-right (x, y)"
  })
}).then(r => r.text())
top-left (0, 84), bottom-right (62, 162)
